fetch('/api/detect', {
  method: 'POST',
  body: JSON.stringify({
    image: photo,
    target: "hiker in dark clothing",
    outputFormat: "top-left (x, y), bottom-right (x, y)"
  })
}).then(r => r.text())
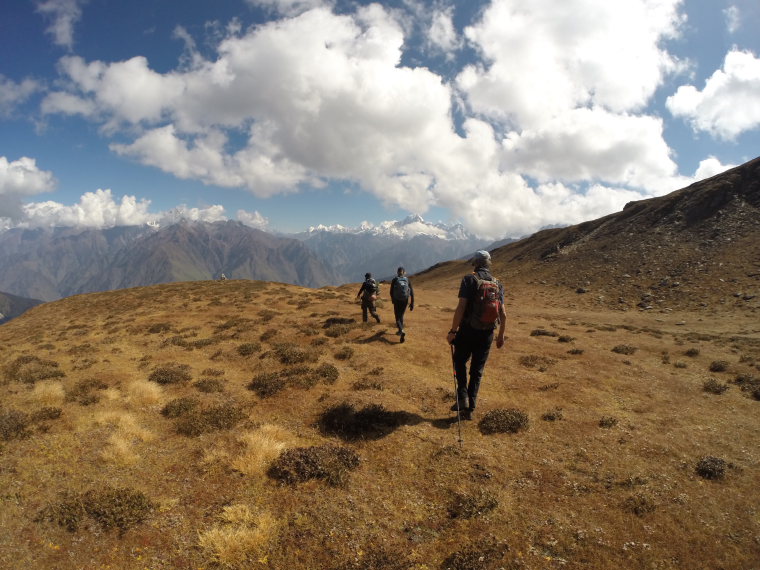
top-left (390, 266), bottom-right (414, 343)
top-left (446, 250), bottom-right (506, 420)
top-left (356, 272), bottom-right (381, 323)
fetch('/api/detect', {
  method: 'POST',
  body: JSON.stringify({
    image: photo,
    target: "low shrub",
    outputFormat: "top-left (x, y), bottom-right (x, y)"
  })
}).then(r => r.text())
top-left (4, 355), bottom-right (65, 384)
top-left (194, 379), bottom-right (225, 393)
top-left (599, 416), bottom-right (618, 428)
top-left (273, 343), bottom-right (320, 365)
top-left (622, 492), bottom-right (657, 516)
top-left (37, 487), bottom-right (154, 535)
top-left (518, 355), bottom-right (555, 371)
top-left (148, 364), bottom-right (191, 385)
top-left (334, 547), bottom-right (409, 570)
top-left (237, 342), bottom-right (261, 357)
top-left (478, 409), bottom-right (528, 434)
top-left (0, 409), bottom-right (30, 441)
top-left (66, 378), bottom-right (108, 405)
top-left (612, 345), bottom-right (637, 355)
top-left (538, 383), bottom-right (559, 391)
top-left (558, 335), bottom-right (575, 343)
top-left (334, 346), bottom-right (354, 360)
top-left (174, 403), bottom-right (247, 437)
top-left (684, 347), bottom-right (700, 357)
top-left (267, 444), bottom-right (360, 486)
top-left (447, 489), bottom-right (499, 519)
top-left (703, 378), bottom-right (729, 395)
top-left (352, 380), bottom-right (383, 391)
top-left (247, 372), bottom-right (287, 398)
top-left (695, 456), bottom-right (728, 480)
top-left (147, 322), bottom-right (173, 334)
top-left (709, 360), bottom-right (729, 373)
top-left (161, 397), bottom-right (200, 418)
top-left (201, 368), bottom-right (225, 377)
top-left (30, 407), bottom-right (62, 422)
top-left (314, 363), bottom-right (339, 384)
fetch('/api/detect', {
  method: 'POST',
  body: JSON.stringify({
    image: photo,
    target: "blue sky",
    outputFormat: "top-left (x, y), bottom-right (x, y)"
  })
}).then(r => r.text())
top-left (1, 0), bottom-right (758, 239)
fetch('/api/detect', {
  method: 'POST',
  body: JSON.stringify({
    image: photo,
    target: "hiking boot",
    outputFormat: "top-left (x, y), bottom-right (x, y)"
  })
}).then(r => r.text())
top-left (450, 401), bottom-right (469, 412)
top-left (400, 332), bottom-right (405, 343)
top-left (461, 408), bottom-right (473, 421)
top-left (374, 315), bottom-right (381, 323)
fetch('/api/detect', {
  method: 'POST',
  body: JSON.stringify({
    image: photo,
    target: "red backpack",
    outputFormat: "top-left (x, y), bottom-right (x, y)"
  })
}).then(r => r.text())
top-left (468, 275), bottom-right (501, 330)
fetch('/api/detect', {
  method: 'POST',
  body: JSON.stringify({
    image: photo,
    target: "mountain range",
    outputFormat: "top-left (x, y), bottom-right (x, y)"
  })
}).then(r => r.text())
top-left (0, 215), bottom-right (490, 303)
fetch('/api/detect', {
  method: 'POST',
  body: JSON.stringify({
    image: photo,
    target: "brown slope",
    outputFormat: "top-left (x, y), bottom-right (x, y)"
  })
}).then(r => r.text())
top-left (422, 156), bottom-right (759, 315)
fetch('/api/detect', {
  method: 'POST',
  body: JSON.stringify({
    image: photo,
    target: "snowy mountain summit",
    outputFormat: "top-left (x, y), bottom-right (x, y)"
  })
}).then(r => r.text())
top-left (307, 214), bottom-right (473, 240)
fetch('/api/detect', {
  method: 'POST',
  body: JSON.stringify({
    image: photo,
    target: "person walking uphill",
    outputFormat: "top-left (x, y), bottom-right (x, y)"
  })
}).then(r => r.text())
top-left (356, 272), bottom-right (381, 323)
top-left (390, 267), bottom-right (414, 343)
top-left (446, 250), bottom-right (506, 421)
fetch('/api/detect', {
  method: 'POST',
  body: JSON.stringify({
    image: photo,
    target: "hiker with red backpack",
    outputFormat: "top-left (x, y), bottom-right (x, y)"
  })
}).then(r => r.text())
top-left (446, 250), bottom-right (506, 421)
top-left (356, 272), bottom-right (381, 323)
top-left (390, 266), bottom-right (414, 343)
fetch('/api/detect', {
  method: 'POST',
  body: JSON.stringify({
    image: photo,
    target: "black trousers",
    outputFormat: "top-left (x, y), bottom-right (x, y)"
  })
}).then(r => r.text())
top-left (452, 325), bottom-right (494, 410)
top-left (393, 299), bottom-right (409, 331)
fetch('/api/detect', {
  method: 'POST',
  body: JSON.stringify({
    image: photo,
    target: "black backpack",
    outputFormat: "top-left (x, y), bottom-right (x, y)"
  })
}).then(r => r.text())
top-left (391, 276), bottom-right (410, 302)
top-left (467, 275), bottom-right (501, 330)
top-left (362, 278), bottom-right (379, 300)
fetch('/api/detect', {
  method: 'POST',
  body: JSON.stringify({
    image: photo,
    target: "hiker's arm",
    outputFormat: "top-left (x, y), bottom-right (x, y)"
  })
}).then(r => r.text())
top-left (409, 283), bottom-right (414, 310)
top-left (446, 297), bottom-right (468, 344)
top-left (496, 303), bottom-right (507, 349)
top-left (356, 284), bottom-right (363, 298)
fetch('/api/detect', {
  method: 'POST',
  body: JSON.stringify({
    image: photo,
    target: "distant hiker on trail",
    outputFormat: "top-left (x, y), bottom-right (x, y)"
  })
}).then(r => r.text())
top-left (390, 266), bottom-right (414, 343)
top-left (356, 272), bottom-right (381, 323)
top-left (446, 250), bottom-right (506, 421)
top-left (219, 273), bottom-right (227, 281)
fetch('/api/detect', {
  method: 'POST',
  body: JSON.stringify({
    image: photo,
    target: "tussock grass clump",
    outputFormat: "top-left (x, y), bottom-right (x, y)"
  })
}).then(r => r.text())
top-left (599, 416), bottom-right (618, 428)
top-left (148, 364), bottom-right (191, 385)
top-left (37, 487), bottom-right (154, 535)
top-left (441, 537), bottom-right (510, 570)
top-left (194, 379), bottom-right (225, 393)
top-left (247, 372), bottom-right (287, 398)
top-left (273, 342), bottom-right (320, 364)
top-left (530, 329), bottom-right (558, 337)
top-left (703, 378), bottom-right (729, 395)
top-left (709, 360), bottom-right (729, 373)
top-left (612, 344), bottom-right (637, 355)
top-left (267, 444), bottom-right (360, 486)
top-left (197, 505), bottom-right (278, 569)
top-left (67, 378), bottom-right (108, 405)
top-left (518, 354), bottom-right (556, 371)
top-left (695, 456), bottom-right (728, 480)
top-left (236, 342), bottom-right (261, 357)
top-left (478, 409), bottom-right (528, 434)
top-left (4, 355), bottom-right (65, 384)
top-left (334, 346), bottom-right (354, 360)
top-left (448, 489), bottom-right (499, 519)
top-left (541, 407), bottom-right (564, 421)
top-left (161, 397), bottom-right (200, 418)
top-left (623, 492), bottom-right (657, 516)
top-left (0, 409), bottom-right (31, 440)
top-left (175, 403), bottom-right (247, 437)
top-left (318, 403), bottom-right (406, 441)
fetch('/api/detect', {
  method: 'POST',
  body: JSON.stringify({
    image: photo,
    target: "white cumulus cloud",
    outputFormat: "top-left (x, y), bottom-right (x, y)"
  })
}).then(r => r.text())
top-left (236, 209), bottom-right (269, 229)
top-left (666, 49), bottom-right (760, 140)
top-left (36, 0), bottom-right (85, 49)
top-left (0, 76), bottom-right (41, 117)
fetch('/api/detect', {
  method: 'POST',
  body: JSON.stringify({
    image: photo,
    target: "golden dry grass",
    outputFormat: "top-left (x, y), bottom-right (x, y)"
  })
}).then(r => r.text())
top-left (0, 277), bottom-right (758, 569)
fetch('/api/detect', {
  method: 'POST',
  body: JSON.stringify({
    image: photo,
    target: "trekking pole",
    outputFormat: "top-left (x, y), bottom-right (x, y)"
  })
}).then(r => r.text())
top-left (450, 343), bottom-right (463, 448)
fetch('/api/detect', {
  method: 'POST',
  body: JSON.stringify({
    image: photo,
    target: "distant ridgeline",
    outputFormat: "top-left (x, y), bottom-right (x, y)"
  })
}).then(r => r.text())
top-left (0, 290), bottom-right (43, 324)
top-left (0, 218), bottom-right (492, 302)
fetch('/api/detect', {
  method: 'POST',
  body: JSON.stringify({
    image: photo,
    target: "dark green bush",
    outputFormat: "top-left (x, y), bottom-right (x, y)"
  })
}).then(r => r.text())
top-left (478, 409), bottom-right (528, 434)
top-left (267, 444), bottom-right (360, 486)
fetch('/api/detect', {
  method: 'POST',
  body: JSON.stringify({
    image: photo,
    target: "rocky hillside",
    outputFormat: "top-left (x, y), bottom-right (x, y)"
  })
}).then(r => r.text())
top-left (417, 156), bottom-right (760, 315)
